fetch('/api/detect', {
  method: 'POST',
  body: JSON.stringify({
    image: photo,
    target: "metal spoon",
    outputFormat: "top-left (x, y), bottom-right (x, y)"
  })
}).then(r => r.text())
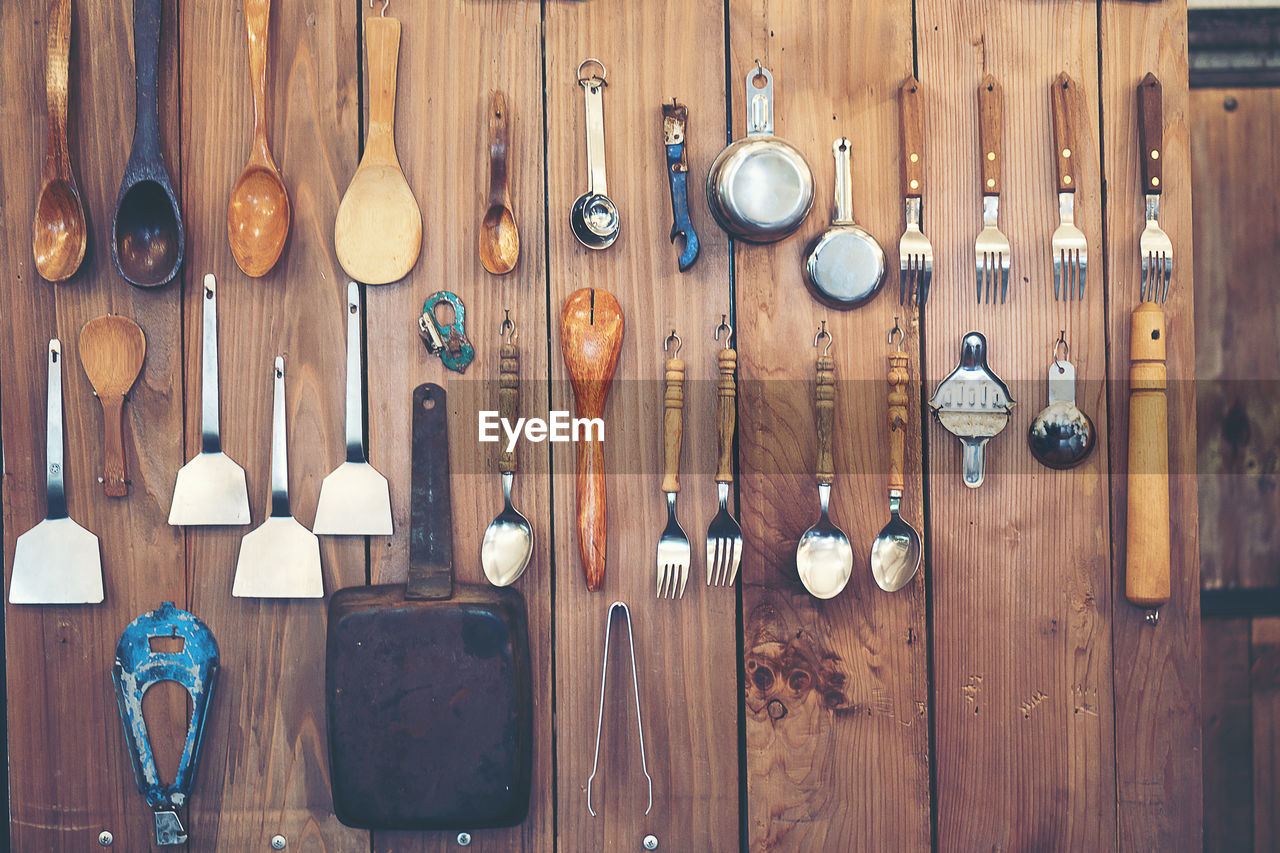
top-left (482, 312), bottom-right (534, 586)
top-left (570, 60), bottom-right (619, 250)
top-left (796, 323), bottom-right (853, 600)
top-left (479, 91), bottom-right (520, 275)
top-left (1028, 334), bottom-right (1095, 469)
top-left (870, 320), bottom-right (922, 592)
top-left (227, 0), bottom-right (290, 277)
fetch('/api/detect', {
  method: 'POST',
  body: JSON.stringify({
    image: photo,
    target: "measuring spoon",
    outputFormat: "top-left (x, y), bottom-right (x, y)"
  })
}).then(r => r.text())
top-left (870, 322), bottom-right (922, 592)
top-left (479, 91), bottom-right (520, 275)
top-left (570, 60), bottom-right (619, 250)
top-left (483, 313), bottom-right (534, 586)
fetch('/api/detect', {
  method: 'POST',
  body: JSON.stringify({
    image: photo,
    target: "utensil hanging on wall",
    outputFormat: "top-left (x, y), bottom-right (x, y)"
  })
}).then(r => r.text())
top-left (112, 0), bottom-right (184, 288)
top-left (570, 59), bottom-right (620, 250)
top-left (482, 311), bottom-right (534, 587)
top-left (79, 314), bottom-right (146, 497)
top-left (655, 331), bottom-right (691, 599)
top-left (706, 316), bottom-right (743, 587)
top-left (334, 0), bottom-right (421, 284)
top-left (10, 340), bottom-right (103, 605)
top-left (33, 0), bottom-right (87, 282)
top-left (929, 332), bottom-right (1014, 488)
top-left (870, 320), bottom-right (922, 592)
top-left (169, 275), bottom-right (250, 525)
top-left (804, 137), bottom-right (885, 308)
top-left (418, 290), bottom-right (475, 373)
top-left (479, 90), bottom-right (520, 275)
top-left (897, 75), bottom-right (932, 306)
top-left (586, 601), bottom-right (653, 818)
top-left (1050, 73), bottom-right (1088, 301)
top-left (663, 99), bottom-right (699, 271)
top-left (227, 0), bottom-right (290, 277)
top-left (974, 75), bottom-right (1010, 304)
top-left (1028, 333), bottom-right (1095, 469)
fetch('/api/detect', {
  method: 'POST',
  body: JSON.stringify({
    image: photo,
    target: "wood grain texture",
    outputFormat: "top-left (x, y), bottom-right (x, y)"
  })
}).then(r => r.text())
top-left (1253, 617), bottom-right (1280, 852)
top-left (916, 1), bottom-right (1116, 849)
top-left (1102, 1), bottom-right (1203, 849)
top-left (1192, 88), bottom-right (1280, 593)
top-left (730, 0), bottom-right (931, 848)
top-left (545, 0), bottom-right (738, 846)
top-left (1200, 618), bottom-right (1252, 852)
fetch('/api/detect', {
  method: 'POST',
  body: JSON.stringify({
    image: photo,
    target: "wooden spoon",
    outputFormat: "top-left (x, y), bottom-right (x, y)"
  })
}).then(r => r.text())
top-left (561, 288), bottom-right (624, 591)
top-left (33, 0), bottom-right (87, 282)
top-left (227, 0), bottom-right (290, 277)
top-left (479, 91), bottom-right (519, 275)
top-left (79, 316), bottom-right (146, 497)
top-left (334, 8), bottom-right (421, 285)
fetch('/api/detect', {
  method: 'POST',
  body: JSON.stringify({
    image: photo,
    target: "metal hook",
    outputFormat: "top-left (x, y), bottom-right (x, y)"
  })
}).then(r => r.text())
top-left (1053, 330), bottom-right (1069, 373)
top-left (586, 602), bottom-right (653, 818)
top-left (499, 309), bottom-right (516, 344)
top-left (577, 58), bottom-right (607, 87)
top-left (714, 314), bottom-right (733, 349)
top-left (888, 317), bottom-right (904, 351)
top-left (813, 320), bottom-right (833, 356)
top-left (370, 0), bottom-right (388, 16)
top-left (664, 329), bottom-right (682, 355)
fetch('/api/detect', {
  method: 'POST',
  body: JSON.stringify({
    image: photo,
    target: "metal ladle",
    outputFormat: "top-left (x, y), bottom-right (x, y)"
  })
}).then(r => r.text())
top-left (482, 312), bottom-right (535, 586)
top-left (870, 319), bottom-right (922, 592)
top-left (570, 60), bottom-right (619, 250)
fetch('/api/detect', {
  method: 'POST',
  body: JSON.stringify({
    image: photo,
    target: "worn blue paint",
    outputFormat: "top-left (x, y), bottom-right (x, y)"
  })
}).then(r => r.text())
top-left (421, 290), bottom-right (475, 373)
top-left (112, 602), bottom-right (219, 845)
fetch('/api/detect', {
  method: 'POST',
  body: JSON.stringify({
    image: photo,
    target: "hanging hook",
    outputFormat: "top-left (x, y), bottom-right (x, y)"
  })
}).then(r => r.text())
top-left (888, 317), bottom-right (904, 351)
top-left (1053, 330), bottom-right (1069, 372)
top-left (713, 314), bottom-right (733, 349)
top-left (500, 308), bottom-right (516, 344)
top-left (370, 0), bottom-right (388, 17)
top-left (577, 58), bottom-right (607, 87)
top-left (813, 320), bottom-right (833, 356)
top-left (664, 329), bottom-right (682, 354)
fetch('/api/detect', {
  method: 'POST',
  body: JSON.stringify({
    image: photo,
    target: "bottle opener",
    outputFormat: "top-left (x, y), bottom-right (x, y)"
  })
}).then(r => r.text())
top-left (1028, 333), bottom-right (1095, 469)
top-left (418, 290), bottom-right (475, 373)
top-left (928, 332), bottom-right (1015, 488)
top-left (112, 602), bottom-right (219, 846)
top-left (663, 100), bottom-right (699, 271)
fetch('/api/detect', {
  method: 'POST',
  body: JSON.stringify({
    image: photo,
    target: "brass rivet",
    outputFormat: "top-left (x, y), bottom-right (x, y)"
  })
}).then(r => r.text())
top-left (1062, 148), bottom-right (1072, 158)
top-left (986, 178), bottom-right (995, 188)
top-left (909, 179), bottom-right (919, 190)
top-left (1151, 177), bottom-right (1160, 187)
top-left (909, 153), bottom-right (919, 163)
top-left (1063, 175), bottom-right (1072, 185)
top-left (986, 151), bottom-right (995, 161)
top-left (1151, 150), bottom-right (1160, 160)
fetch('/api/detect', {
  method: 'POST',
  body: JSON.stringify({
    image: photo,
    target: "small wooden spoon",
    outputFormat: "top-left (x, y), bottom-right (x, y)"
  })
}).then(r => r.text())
top-left (79, 316), bottom-right (146, 497)
top-left (334, 9), bottom-right (421, 285)
top-left (227, 0), bottom-right (290, 277)
top-left (561, 288), bottom-right (624, 591)
top-left (33, 0), bottom-right (87, 282)
top-left (479, 91), bottom-right (519, 275)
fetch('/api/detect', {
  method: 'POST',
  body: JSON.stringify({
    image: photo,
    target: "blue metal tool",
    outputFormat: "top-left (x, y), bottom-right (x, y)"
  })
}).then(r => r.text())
top-left (419, 290), bottom-right (475, 373)
top-left (663, 100), bottom-right (700, 272)
top-left (112, 602), bottom-right (219, 846)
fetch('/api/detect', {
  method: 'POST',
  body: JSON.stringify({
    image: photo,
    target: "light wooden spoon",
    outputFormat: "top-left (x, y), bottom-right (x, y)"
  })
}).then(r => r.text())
top-left (79, 315), bottom-right (146, 498)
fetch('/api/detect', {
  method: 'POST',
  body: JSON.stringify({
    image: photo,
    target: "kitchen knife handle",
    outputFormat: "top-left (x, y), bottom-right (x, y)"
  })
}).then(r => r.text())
top-left (577, 437), bottom-right (606, 591)
top-left (661, 356), bottom-right (684, 494)
top-left (978, 74), bottom-right (1002, 196)
top-left (1051, 72), bottom-right (1077, 195)
top-left (888, 353), bottom-right (909, 494)
top-left (1138, 73), bottom-right (1163, 195)
top-left (498, 340), bottom-right (518, 474)
top-left (1125, 302), bottom-right (1171, 610)
top-left (899, 75), bottom-right (923, 199)
top-left (715, 348), bottom-right (737, 484)
top-left (815, 354), bottom-right (835, 486)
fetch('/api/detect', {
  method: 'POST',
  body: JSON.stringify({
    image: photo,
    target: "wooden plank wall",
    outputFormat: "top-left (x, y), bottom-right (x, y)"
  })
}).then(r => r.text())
top-left (0, 0), bottom-right (1201, 850)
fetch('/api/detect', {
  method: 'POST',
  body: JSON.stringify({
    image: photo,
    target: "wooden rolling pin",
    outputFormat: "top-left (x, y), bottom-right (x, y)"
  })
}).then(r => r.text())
top-left (561, 288), bottom-right (624, 591)
top-left (1126, 302), bottom-right (1170, 619)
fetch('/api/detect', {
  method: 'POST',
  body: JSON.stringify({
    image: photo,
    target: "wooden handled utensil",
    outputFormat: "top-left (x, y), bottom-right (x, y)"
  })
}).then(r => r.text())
top-left (479, 90), bottom-right (520, 275)
top-left (79, 315), bottom-right (146, 497)
top-left (561, 288), bottom-right (624, 591)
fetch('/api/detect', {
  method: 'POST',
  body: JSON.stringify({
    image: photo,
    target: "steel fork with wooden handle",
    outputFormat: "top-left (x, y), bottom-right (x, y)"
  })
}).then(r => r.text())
top-left (656, 332), bottom-right (690, 599)
top-left (1127, 73), bottom-right (1174, 624)
top-left (898, 76), bottom-right (932, 307)
top-left (706, 316), bottom-right (743, 587)
top-left (974, 75), bottom-right (1010, 304)
top-left (1051, 73), bottom-right (1088, 301)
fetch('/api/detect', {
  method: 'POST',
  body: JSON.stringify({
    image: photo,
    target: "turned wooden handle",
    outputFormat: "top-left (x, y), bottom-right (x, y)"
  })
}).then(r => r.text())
top-left (498, 341), bottom-right (518, 473)
top-left (576, 438), bottom-right (606, 591)
top-left (1138, 72), bottom-right (1163, 195)
top-left (888, 353), bottom-right (909, 494)
top-left (661, 357), bottom-right (684, 494)
top-left (978, 74), bottom-right (1002, 196)
top-left (1051, 72), bottom-right (1077, 195)
top-left (364, 16), bottom-right (401, 163)
top-left (101, 397), bottom-right (129, 497)
top-left (899, 75), bottom-right (923, 199)
top-left (715, 348), bottom-right (737, 484)
top-left (1125, 302), bottom-right (1170, 609)
top-left (815, 354), bottom-right (835, 485)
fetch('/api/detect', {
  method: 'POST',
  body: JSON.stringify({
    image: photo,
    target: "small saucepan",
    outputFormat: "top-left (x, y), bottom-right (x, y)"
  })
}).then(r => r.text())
top-left (706, 64), bottom-right (814, 243)
top-left (803, 138), bottom-right (885, 308)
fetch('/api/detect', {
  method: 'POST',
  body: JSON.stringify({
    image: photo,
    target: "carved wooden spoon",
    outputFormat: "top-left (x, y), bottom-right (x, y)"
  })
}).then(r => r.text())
top-left (479, 91), bottom-right (519, 275)
top-left (79, 315), bottom-right (146, 497)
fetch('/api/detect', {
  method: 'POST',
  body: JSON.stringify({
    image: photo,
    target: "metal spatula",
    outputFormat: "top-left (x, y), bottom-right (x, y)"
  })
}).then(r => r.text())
top-left (169, 275), bottom-right (250, 526)
top-left (314, 282), bottom-right (392, 536)
top-left (10, 339), bottom-right (104, 604)
top-left (232, 356), bottom-right (323, 598)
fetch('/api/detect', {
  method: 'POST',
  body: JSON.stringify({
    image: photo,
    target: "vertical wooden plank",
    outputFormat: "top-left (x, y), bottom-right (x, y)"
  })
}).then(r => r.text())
top-left (361, 1), bottom-right (554, 851)
top-left (1200, 618), bottom-right (1252, 852)
top-left (2, 0), bottom-right (188, 847)
top-left (544, 0), bottom-right (737, 848)
top-left (915, 1), bottom-right (1116, 849)
top-left (179, 0), bottom-right (366, 849)
top-left (1252, 617), bottom-right (1280, 852)
top-left (728, 0), bottom-right (930, 850)
top-left (1191, 87), bottom-right (1280, 593)
top-left (1102, 2), bottom-right (1203, 849)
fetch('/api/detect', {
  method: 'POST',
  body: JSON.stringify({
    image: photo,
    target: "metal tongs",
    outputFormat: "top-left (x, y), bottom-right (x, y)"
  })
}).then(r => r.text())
top-left (587, 601), bottom-right (653, 817)
top-left (928, 332), bottom-right (1015, 488)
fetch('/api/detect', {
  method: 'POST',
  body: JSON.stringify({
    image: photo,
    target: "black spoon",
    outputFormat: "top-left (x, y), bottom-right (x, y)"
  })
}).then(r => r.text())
top-left (112, 0), bottom-right (182, 288)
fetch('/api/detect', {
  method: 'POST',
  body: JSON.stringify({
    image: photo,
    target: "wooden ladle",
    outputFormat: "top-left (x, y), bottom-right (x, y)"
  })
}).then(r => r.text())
top-left (33, 0), bottom-right (87, 282)
top-left (561, 288), bottom-right (624, 591)
top-left (227, 0), bottom-right (290, 277)
top-left (334, 2), bottom-right (421, 285)
top-left (79, 315), bottom-right (146, 497)
top-left (479, 91), bottom-right (519, 275)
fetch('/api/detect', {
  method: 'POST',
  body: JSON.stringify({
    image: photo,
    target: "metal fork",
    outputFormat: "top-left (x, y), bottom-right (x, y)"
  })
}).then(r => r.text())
top-left (1051, 73), bottom-right (1088, 301)
top-left (656, 331), bottom-right (691, 599)
top-left (975, 75), bottom-right (1011, 304)
top-left (898, 76), bottom-right (933, 307)
top-left (1138, 74), bottom-right (1172, 303)
top-left (707, 317), bottom-right (743, 587)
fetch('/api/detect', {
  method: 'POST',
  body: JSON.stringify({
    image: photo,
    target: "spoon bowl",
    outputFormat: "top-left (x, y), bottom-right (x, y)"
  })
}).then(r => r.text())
top-left (570, 192), bottom-right (619, 249)
top-left (34, 178), bottom-right (87, 282)
top-left (796, 485), bottom-right (853, 599)
top-left (114, 178), bottom-right (182, 287)
top-left (480, 204), bottom-right (520, 275)
top-left (229, 162), bottom-right (290, 276)
top-left (870, 507), bottom-right (922, 592)
top-left (482, 473), bottom-right (534, 587)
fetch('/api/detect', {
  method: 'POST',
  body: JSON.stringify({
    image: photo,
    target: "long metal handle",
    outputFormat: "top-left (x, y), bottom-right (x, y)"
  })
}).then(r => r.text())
top-left (200, 274), bottom-right (222, 453)
top-left (831, 138), bottom-right (854, 225)
top-left (269, 356), bottom-right (289, 516)
top-left (745, 65), bottom-right (774, 136)
top-left (344, 282), bottom-right (366, 462)
top-left (46, 339), bottom-right (67, 519)
top-left (582, 77), bottom-right (607, 196)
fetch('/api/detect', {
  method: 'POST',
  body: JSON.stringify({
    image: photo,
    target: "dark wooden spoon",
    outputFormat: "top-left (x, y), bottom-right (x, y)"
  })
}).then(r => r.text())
top-left (112, 0), bottom-right (183, 288)
top-left (479, 91), bottom-right (519, 275)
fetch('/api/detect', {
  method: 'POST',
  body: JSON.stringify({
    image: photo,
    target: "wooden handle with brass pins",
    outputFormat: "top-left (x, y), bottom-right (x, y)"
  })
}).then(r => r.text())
top-left (1051, 72), bottom-right (1077, 195)
top-left (978, 74), bottom-right (1003, 196)
top-left (1125, 302), bottom-right (1171, 611)
top-left (815, 354), bottom-right (835, 486)
top-left (888, 352), bottom-right (909, 494)
top-left (498, 339), bottom-right (518, 474)
top-left (1138, 72), bottom-right (1163, 195)
top-left (661, 354), bottom-right (684, 494)
top-left (899, 75), bottom-right (923, 199)
top-left (715, 347), bottom-right (737, 484)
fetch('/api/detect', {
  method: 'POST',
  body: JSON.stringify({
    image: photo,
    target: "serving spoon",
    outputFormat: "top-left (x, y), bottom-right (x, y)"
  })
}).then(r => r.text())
top-left (870, 321), bottom-right (922, 592)
top-left (479, 91), bottom-right (520, 275)
top-left (482, 313), bottom-right (534, 586)
top-left (33, 0), bottom-right (87, 282)
top-left (227, 0), bottom-right (290, 277)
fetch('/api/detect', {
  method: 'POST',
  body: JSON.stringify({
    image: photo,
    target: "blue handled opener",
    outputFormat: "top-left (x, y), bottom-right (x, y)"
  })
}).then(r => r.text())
top-left (419, 291), bottom-right (475, 373)
top-left (112, 602), bottom-right (219, 846)
top-left (664, 100), bottom-right (700, 272)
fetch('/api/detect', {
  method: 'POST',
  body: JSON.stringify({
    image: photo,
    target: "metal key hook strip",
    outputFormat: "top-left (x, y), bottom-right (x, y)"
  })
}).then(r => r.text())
top-left (587, 601), bottom-right (653, 817)
top-left (112, 602), bottom-right (219, 846)
top-left (418, 290), bottom-right (475, 373)
top-left (571, 59), bottom-right (619, 250)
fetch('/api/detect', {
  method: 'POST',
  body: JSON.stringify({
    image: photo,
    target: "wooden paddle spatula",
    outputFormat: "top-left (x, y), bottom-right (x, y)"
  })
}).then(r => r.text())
top-left (79, 315), bottom-right (145, 497)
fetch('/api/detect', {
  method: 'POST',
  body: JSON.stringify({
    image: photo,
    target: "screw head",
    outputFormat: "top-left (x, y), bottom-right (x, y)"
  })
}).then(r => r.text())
top-left (1224, 95), bottom-right (1238, 112)
top-left (98, 831), bottom-right (114, 846)
top-left (643, 835), bottom-right (659, 850)
top-left (457, 832), bottom-right (472, 846)
top-left (270, 835), bottom-right (287, 850)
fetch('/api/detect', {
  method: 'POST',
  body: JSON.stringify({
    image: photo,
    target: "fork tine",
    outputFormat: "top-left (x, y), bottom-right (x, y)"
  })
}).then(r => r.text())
top-left (1053, 250), bottom-right (1062, 301)
top-left (1000, 252), bottom-right (1010, 304)
top-left (900, 257), bottom-right (909, 305)
top-left (677, 562), bottom-right (688, 599)
top-left (1162, 252), bottom-right (1172, 303)
top-left (975, 257), bottom-right (984, 303)
top-left (1140, 252), bottom-right (1149, 302)
top-left (920, 260), bottom-right (932, 307)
